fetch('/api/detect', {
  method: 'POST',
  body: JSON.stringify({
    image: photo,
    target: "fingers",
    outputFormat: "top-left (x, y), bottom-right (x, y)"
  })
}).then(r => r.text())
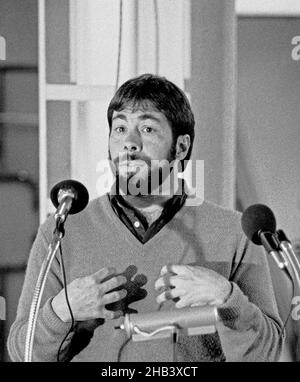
top-left (156, 288), bottom-right (183, 304)
top-left (156, 264), bottom-right (206, 308)
top-left (175, 297), bottom-right (188, 309)
top-left (159, 264), bottom-right (193, 277)
top-left (174, 296), bottom-right (207, 309)
top-left (155, 275), bottom-right (177, 291)
top-left (155, 265), bottom-right (187, 306)
top-left (100, 289), bottom-right (128, 320)
top-left (159, 264), bottom-right (175, 276)
top-left (100, 275), bottom-right (127, 294)
top-left (102, 309), bottom-right (123, 320)
top-left (92, 267), bottom-right (116, 283)
top-left (102, 289), bottom-right (127, 305)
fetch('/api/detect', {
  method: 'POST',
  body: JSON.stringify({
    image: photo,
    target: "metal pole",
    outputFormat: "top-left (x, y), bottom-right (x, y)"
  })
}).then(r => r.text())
top-left (24, 228), bottom-right (64, 362)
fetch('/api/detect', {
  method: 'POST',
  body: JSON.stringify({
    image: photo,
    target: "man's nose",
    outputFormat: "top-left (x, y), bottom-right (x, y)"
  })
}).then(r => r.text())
top-left (123, 132), bottom-right (142, 152)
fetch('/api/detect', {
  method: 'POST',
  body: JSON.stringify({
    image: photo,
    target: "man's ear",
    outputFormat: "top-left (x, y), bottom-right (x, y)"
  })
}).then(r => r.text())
top-left (175, 134), bottom-right (191, 161)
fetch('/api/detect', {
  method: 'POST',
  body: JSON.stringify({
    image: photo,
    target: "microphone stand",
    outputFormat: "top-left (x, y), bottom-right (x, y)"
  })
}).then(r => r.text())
top-left (277, 230), bottom-right (300, 293)
top-left (24, 219), bottom-right (65, 362)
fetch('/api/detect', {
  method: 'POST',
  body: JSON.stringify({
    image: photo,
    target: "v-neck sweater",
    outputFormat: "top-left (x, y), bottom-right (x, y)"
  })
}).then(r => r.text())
top-left (7, 194), bottom-right (283, 362)
top-left (108, 190), bottom-right (187, 244)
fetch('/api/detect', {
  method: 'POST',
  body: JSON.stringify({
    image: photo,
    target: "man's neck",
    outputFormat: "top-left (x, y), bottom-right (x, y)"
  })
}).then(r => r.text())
top-left (121, 195), bottom-right (167, 226)
top-left (122, 194), bottom-right (168, 211)
top-left (118, 176), bottom-right (184, 224)
top-left (121, 175), bottom-right (183, 209)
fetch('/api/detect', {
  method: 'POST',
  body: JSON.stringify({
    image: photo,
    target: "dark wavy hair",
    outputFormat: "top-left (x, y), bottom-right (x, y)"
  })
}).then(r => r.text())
top-left (107, 74), bottom-right (195, 162)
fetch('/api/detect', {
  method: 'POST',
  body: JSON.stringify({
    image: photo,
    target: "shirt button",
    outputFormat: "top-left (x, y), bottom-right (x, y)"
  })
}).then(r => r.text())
top-left (134, 221), bottom-right (140, 228)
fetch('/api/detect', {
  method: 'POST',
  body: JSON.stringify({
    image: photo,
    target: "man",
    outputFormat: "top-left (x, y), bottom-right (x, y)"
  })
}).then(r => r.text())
top-left (8, 74), bottom-right (283, 362)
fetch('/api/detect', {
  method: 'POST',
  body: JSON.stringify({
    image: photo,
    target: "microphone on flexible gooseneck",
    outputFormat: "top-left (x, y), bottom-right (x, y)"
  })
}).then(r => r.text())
top-left (276, 229), bottom-right (300, 285)
top-left (50, 179), bottom-right (89, 224)
top-left (241, 204), bottom-right (298, 342)
top-left (241, 204), bottom-right (288, 270)
top-left (25, 180), bottom-right (89, 362)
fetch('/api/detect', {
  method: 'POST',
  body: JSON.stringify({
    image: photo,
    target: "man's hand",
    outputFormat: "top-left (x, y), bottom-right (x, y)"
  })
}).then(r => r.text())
top-left (51, 267), bottom-right (127, 322)
top-left (155, 264), bottom-right (232, 308)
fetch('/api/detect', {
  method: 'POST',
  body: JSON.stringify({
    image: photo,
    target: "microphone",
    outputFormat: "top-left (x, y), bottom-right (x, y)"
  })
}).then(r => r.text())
top-left (276, 229), bottom-right (300, 284)
top-left (118, 305), bottom-right (218, 341)
top-left (241, 204), bottom-right (288, 270)
top-left (25, 179), bottom-right (89, 362)
top-left (50, 179), bottom-right (89, 224)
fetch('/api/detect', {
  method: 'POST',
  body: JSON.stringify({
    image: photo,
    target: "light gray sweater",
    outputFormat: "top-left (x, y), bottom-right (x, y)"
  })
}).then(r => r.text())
top-left (7, 195), bottom-right (283, 362)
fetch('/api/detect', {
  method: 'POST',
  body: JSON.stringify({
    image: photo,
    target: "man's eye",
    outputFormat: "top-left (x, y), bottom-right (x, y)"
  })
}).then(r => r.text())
top-left (114, 126), bottom-right (126, 133)
top-left (142, 126), bottom-right (154, 133)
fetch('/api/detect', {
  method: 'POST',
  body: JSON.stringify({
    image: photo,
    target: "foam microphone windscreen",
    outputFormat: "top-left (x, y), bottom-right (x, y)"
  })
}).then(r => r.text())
top-left (241, 204), bottom-right (276, 245)
top-left (50, 179), bottom-right (89, 215)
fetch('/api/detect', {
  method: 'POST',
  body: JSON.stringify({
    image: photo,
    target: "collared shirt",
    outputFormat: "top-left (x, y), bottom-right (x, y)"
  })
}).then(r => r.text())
top-left (108, 181), bottom-right (188, 244)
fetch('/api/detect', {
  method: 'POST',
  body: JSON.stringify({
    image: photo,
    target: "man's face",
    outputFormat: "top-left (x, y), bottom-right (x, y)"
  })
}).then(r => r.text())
top-left (109, 107), bottom-right (176, 195)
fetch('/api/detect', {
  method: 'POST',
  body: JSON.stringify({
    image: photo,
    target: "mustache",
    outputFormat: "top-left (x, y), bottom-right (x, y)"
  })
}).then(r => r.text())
top-left (113, 153), bottom-right (151, 167)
